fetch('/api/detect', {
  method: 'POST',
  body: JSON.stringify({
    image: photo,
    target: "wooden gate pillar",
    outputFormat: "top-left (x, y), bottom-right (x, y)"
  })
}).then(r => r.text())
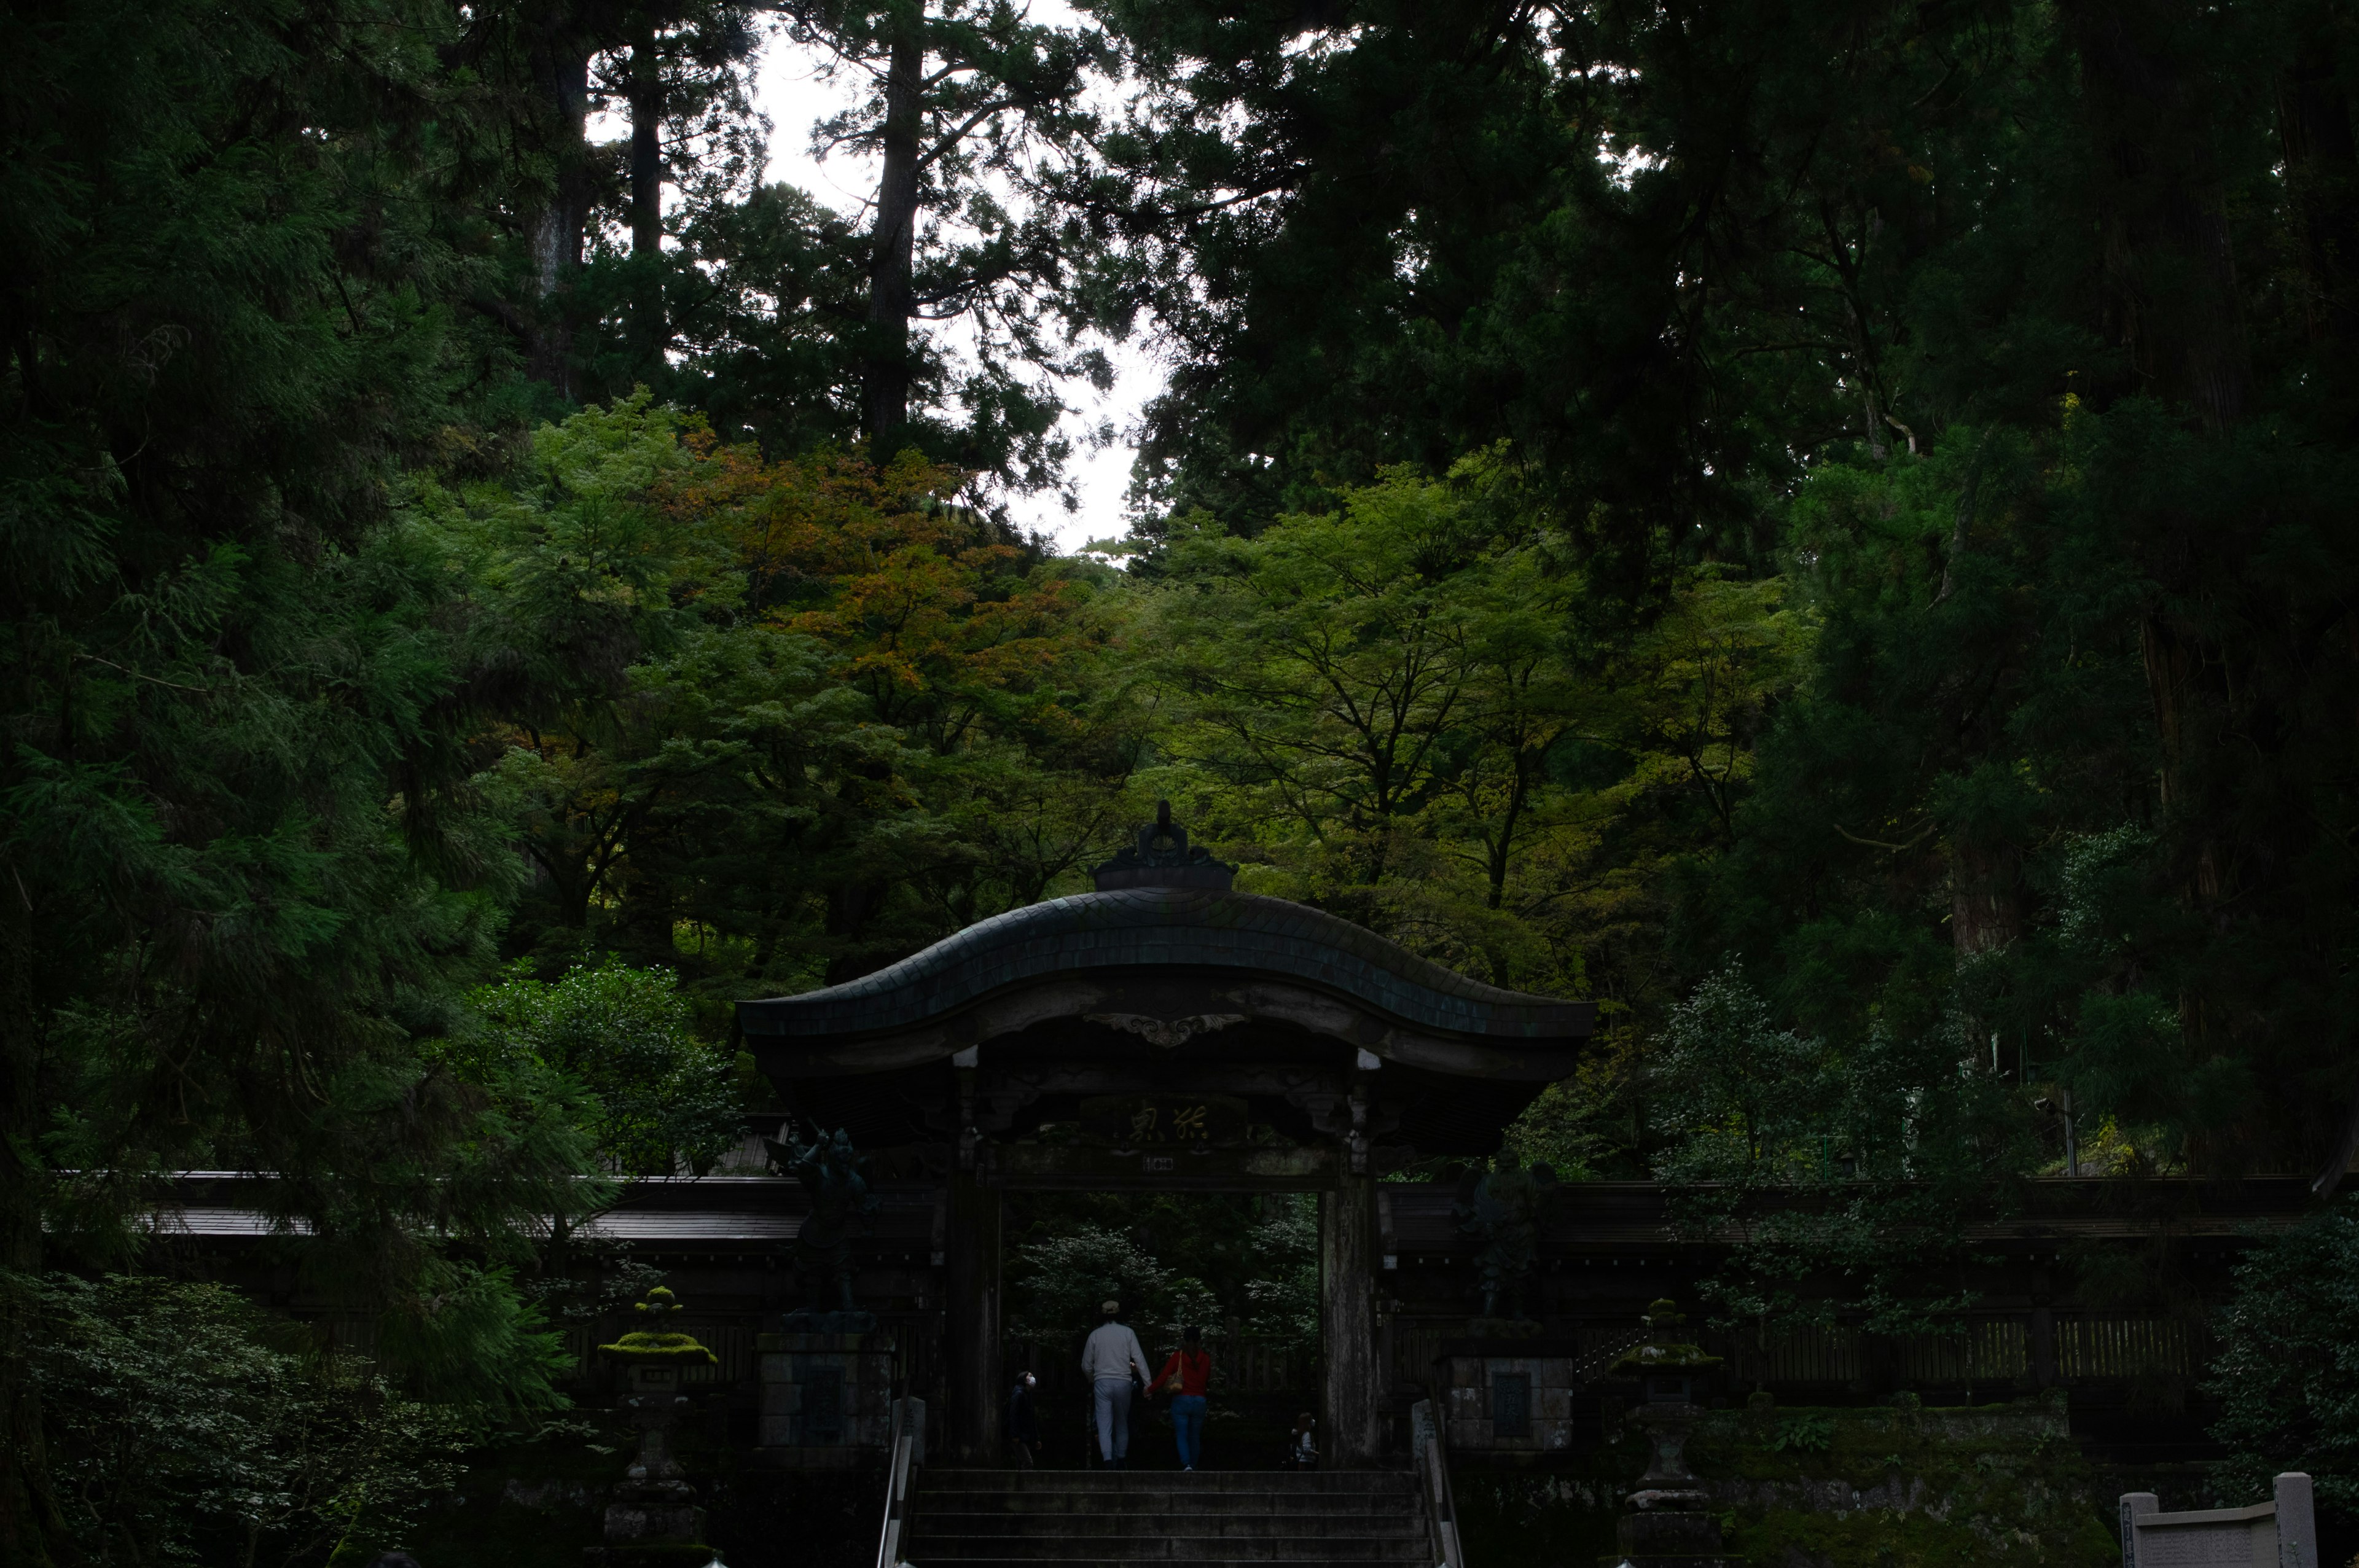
top-left (946, 1163), bottom-right (1002, 1465)
top-left (1320, 1171), bottom-right (1380, 1467)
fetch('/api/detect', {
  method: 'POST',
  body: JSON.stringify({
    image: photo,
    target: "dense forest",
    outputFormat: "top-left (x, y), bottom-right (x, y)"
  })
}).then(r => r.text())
top-left (8, 0), bottom-right (2359, 1559)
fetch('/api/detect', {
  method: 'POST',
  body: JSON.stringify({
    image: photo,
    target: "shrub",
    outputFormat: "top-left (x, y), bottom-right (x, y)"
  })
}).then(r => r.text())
top-left (29, 1273), bottom-right (469, 1566)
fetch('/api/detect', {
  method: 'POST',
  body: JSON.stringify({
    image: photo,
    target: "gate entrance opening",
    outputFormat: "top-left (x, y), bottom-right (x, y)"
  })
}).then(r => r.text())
top-left (1001, 1187), bottom-right (1316, 1469)
top-left (737, 804), bottom-right (1597, 1467)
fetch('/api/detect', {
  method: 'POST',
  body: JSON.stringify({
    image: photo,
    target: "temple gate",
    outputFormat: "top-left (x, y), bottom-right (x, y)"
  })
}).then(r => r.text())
top-left (736, 805), bottom-right (1596, 1467)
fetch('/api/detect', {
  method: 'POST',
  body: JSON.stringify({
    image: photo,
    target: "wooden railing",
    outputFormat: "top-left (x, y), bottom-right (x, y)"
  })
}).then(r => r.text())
top-left (875, 1395), bottom-right (925, 1568)
top-left (1410, 1396), bottom-right (1466, 1568)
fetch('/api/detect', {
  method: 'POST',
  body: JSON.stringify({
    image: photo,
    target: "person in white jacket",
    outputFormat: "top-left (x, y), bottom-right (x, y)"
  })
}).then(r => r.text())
top-left (1080, 1299), bottom-right (1150, 1467)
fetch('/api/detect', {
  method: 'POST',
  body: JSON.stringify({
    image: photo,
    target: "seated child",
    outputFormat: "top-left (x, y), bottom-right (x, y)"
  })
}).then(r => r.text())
top-left (1285, 1411), bottom-right (1318, 1470)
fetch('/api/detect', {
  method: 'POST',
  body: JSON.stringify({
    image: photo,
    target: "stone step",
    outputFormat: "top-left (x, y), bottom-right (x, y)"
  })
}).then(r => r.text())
top-left (901, 1556), bottom-right (1425, 1566)
top-left (912, 1527), bottom-right (1425, 1548)
top-left (913, 1494), bottom-right (1419, 1517)
top-left (907, 1550), bottom-right (1430, 1566)
top-left (917, 1471), bottom-right (1414, 1494)
top-left (915, 1509), bottom-right (1415, 1527)
top-left (910, 1509), bottom-right (1406, 1518)
top-left (906, 1466), bottom-right (1431, 1567)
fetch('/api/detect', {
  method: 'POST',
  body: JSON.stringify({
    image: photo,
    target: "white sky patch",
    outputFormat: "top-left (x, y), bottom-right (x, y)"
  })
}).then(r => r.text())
top-left (751, 11), bottom-right (1165, 556)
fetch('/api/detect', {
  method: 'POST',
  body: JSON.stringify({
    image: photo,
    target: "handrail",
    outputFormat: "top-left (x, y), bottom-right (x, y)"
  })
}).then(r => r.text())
top-left (1410, 1396), bottom-right (1466, 1568)
top-left (875, 1395), bottom-right (925, 1568)
top-left (1570, 1325), bottom-right (1652, 1386)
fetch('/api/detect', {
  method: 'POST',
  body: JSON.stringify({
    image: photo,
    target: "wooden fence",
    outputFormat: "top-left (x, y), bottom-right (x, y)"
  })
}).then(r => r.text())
top-left (1722, 1313), bottom-right (2196, 1390)
top-left (1392, 1311), bottom-right (2202, 1395)
top-left (2054, 1314), bottom-right (2196, 1381)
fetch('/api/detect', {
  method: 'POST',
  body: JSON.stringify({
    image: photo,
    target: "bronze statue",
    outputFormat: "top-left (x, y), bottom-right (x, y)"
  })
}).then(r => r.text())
top-left (767, 1122), bottom-right (880, 1326)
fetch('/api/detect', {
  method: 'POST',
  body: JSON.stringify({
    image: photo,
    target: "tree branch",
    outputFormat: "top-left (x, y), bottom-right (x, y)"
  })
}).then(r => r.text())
top-left (1833, 820), bottom-right (1936, 854)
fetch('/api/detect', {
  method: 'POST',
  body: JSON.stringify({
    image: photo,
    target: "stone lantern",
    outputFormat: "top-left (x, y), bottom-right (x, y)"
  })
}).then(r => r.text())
top-left (1602, 1299), bottom-right (1733, 1568)
top-left (595, 1285), bottom-right (722, 1567)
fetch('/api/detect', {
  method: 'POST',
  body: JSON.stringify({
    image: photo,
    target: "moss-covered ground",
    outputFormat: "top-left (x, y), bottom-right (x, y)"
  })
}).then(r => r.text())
top-left (1458, 1396), bottom-right (2125, 1568)
top-left (398, 1402), bottom-right (883, 1568)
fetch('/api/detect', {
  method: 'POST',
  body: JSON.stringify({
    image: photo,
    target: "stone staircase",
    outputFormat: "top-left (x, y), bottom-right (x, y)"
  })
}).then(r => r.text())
top-left (903, 1469), bottom-right (1433, 1567)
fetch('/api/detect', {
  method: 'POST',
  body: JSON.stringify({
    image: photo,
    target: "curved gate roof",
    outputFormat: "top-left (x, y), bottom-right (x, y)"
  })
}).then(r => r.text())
top-left (737, 803), bottom-right (1594, 1069)
top-left (737, 884), bottom-right (1591, 1045)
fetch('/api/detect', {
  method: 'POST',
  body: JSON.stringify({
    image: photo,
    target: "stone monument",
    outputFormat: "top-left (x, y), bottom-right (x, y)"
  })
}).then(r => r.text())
top-left (593, 1286), bottom-right (721, 1567)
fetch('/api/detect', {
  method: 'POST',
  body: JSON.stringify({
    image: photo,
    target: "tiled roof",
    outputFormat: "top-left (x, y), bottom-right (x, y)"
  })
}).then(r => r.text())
top-left (738, 887), bottom-right (1592, 1042)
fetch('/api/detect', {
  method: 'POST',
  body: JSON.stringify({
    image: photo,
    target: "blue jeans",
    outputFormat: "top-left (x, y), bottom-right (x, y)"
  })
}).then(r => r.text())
top-left (1092, 1376), bottom-right (1133, 1462)
top-left (1170, 1394), bottom-right (1207, 1469)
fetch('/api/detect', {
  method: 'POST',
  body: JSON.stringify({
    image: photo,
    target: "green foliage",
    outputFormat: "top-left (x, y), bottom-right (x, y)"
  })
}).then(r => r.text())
top-left (467, 958), bottom-right (738, 1177)
top-left (2207, 1197), bottom-right (2359, 1512)
top-left (1768, 1413), bottom-right (1836, 1454)
top-left (1146, 468), bottom-right (1510, 917)
top-left (1238, 1196), bottom-right (1320, 1348)
top-left (369, 1260), bottom-right (581, 1413)
top-left (1651, 965), bottom-right (2028, 1333)
top-left (1145, 460), bottom-right (1811, 1040)
top-left (1007, 1223), bottom-right (1220, 1344)
top-left (0, 0), bottom-right (620, 1498)
top-left (29, 1273), bottom-right (470, 1567)
top-left (411, 395), bottom-right (1143, 991)
top-left (12, 0), bottom-right (2359, 1549)
top-left (1097, 0), bottom-right (2359, 1214)
top-left (1006, 1191), bottom-right (1318, 1348)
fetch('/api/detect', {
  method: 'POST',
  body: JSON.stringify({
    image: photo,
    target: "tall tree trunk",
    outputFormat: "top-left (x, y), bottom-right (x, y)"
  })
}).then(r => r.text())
top-left (1949, 840), bottom-right (2022, 958)
top-left (2070, 0), bottom-right (2249, 916)
top-left (2278, 4), bottom-right (2359, 344)
top-left (862, 2), bottom-right (926, 448)
top-left (627, 7), bottom-right (667, 380)
top-left (529, 10), bottom-right (594, 398)
top-left (2067, 0), bottom-right (2253, 430)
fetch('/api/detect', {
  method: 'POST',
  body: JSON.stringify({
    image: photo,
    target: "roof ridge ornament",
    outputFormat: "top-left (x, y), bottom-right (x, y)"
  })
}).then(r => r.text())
top-left (1091, 800), bottom-right (1237, 891)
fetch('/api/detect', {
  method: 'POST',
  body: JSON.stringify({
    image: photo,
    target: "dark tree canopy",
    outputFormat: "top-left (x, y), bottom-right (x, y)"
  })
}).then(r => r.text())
top-left (10, 0), bottom-right (2359, 1552)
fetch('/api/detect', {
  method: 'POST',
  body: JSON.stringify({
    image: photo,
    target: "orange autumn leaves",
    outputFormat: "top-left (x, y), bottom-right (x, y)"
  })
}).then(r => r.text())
top-left (411, 394), bottom-right (1128, 973)
top-left (668, 431), bottom-right (1097, 753)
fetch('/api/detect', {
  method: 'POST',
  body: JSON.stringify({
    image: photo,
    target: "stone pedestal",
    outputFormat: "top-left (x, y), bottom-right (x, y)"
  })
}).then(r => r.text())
top-left (593, 1363), bottom-right (718, 1565)
top-left (1442, 1351), bottom-right (1578, 1453)
top-left (1600, 1391), bottom-right (1735, 1567)
top-left (1628, 1399), bottom-right (1705, 1497)
top-left (755, 1328), bottom-right (898, 1465)
top-left (1602, 1507), bottom-right (1735, 1568)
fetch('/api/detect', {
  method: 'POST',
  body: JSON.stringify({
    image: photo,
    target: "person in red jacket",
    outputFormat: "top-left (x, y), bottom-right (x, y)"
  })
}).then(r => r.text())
top-left (1152, 1325), bottom-right (1213, 1470)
